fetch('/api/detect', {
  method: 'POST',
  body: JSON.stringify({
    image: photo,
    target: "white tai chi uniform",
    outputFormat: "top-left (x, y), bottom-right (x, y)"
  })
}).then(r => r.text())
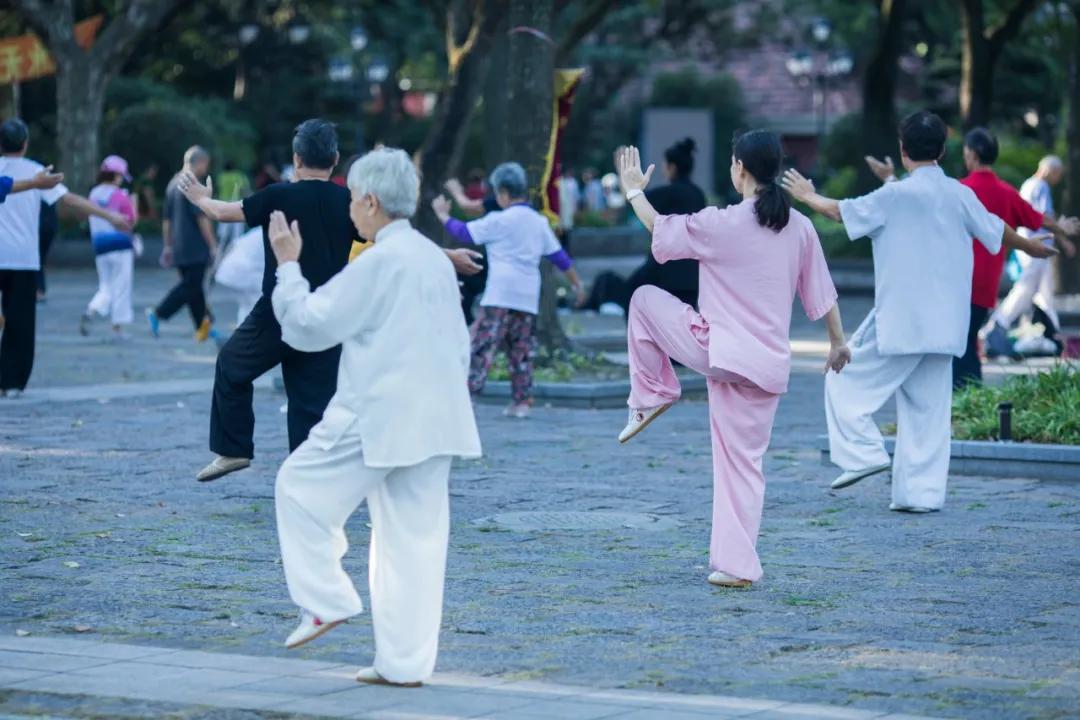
top-left (271, 219), bottom-right (481, 683)
top-left (993, 176), bottom-right (1058, 331)
top-left (826, 165), bottom-right (1004, 509)
top-left (214, 225), bottom-right (263, 325)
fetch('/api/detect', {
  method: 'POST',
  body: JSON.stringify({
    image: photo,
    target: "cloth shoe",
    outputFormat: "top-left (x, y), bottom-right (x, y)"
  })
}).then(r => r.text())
top-left (618, 403), bottom-right (673, 444)
top-left (195, 317), bottom-right (212, 343)
top-left (830, 463), bottom-right (891, 490)
top-left (984, 323), bottom-right (1019, 360)
top-left (355, 667), bottom-right (422, 688)
top-left (196, 455), bottom-right (251, 482)
top-left (503, 402), bottom-right (531, 419)
top-left (146, 308), bottom-right (160, 338)
top-left (284, 610), bottom-right (345, 650)
top-left (707, 570), bottom-right (751, 588)
top-left (889, 503), bottom-right (938, 514)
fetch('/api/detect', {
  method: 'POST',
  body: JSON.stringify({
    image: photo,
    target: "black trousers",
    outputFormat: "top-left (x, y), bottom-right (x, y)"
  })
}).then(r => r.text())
top-left (36, 202), bottom-right (58, 295)
top-left (0, 270), bottom-right (38, 391)
top-left (584, 265), bottom-right (697, 317)
top-left (459, 248), bottom-right (488, 326)
top-left (157, 263), bottom-right (208, 329)
top-left (209, 297), bottom-right (340, 458)
top-left (953, 304), bottom-right (988, 390)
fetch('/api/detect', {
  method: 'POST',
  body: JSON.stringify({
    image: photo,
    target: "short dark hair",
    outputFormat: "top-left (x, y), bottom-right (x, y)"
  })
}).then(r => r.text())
top-left (664, 137), bottom-right (696, 179)
top-left (898, 111), bottom-right (947, 162)
top-left (0, 118), bottom-right (29, 153)
top-left (964, 127), bottom-right (998, 165)
top-left (292, 119), bottom-right (338, 170)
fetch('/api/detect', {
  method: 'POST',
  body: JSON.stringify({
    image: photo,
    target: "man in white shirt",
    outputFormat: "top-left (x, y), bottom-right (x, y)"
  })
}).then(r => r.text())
top-left (988, 155), bottom-right (1068, 354)
top-left (0, 119), bottom-right (130, 397)
top-left (783, 111), bottom-right (1056, 512)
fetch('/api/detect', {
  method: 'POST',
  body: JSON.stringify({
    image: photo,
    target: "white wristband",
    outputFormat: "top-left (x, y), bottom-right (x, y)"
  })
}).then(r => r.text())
top-left (625, 188), bottom-right (643, 201)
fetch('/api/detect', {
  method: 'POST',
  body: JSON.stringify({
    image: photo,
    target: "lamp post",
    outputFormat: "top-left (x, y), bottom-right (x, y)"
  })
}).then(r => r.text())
top-left (786, 19), bottom-right (853, 139)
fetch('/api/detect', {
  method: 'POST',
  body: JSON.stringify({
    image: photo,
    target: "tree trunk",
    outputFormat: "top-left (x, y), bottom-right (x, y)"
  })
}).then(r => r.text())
top-left (959, 0), bottom-right (993, 130)
top-left (504, 0), bottom-right (564, 352)
top-left (54, 60), bottom-right (109, 193)
top-left (415, 0), bottom-right (506, 239)
top-left (859, 0), bottom-right (907, 194)
top-left (482, 23), bottom-right (510, 169)
top-left (1060, 3), bottom-right (1080, 293)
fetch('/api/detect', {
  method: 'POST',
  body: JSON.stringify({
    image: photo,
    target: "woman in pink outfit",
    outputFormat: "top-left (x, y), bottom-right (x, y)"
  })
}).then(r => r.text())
top-left (614, 131), bottom-right (851, 588)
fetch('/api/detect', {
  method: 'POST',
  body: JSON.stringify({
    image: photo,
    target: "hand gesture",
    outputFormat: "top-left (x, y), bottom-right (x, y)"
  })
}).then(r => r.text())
top-left (444, 178), bottom-right (464, 196)
top-left (825, 344), bottom-right (852, 374)
top-left (268, 210), bottom-right (303, 264)
top-left (159, 245), bottom-right (174, 269)
top-left (177, 170), bottom-right (212, 205)
top-left (573, 284), bottom-right (587, 308)
top-left (1027, 242), bottom-right (1059, 259)
top-left (31, 165), bottom-right (64, 190)
top-left (431, 194), bottom-right (452, 222)
top-left (864, 155), bottom-right (895, 183)
top-left (446, 247), bottom-right (484, 276)
top-left (781, 169), bottom-right (816, 203)
top-left (614, 145), bottom-right (654, 193)
top-left (1058, 215), bottom-right (1080, 237)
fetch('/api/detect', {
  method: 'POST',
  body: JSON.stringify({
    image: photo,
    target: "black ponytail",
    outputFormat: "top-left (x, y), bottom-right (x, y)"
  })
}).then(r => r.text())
top-left (732, 129), bottom-right (790, 232)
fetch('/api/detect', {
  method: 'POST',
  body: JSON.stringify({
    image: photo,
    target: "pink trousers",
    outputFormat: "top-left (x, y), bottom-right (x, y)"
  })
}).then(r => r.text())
top-left (627, 286), bottom-right (780, 582)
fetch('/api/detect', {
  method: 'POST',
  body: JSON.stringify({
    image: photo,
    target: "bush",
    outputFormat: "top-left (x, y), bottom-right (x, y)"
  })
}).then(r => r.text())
top-left (952, 363), bottom-right (1080, 444)
top-left (104, 104), bottom-right (217, 190)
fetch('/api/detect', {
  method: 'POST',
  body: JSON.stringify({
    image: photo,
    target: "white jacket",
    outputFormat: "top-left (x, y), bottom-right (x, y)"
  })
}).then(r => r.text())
top-left (272, 219), bottom-right (482, 467)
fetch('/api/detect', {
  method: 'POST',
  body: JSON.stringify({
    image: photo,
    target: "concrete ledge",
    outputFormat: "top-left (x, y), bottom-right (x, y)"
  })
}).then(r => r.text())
top-left (817, 435), bottom-right (1080, 482)
top-left (479, 375), bottom-right (707, 409)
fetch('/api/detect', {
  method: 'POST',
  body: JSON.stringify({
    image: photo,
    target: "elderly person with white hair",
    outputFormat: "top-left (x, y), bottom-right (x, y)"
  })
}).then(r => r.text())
top-left (268, 147), bottom-right (482, 687)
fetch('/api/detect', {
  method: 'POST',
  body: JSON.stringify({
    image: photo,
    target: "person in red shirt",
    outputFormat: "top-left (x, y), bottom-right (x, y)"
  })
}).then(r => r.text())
top-left (866, 128), bottom-right (1077, 388)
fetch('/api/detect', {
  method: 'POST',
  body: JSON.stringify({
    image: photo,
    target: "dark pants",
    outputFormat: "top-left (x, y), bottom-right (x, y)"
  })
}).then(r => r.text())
top-left (585, 264), bottom-right (697, 318)
top-left (953, 304), bottom-right (988, 389)
top-left (36, 202), bottom-right (58, 295)
top-left (157, 263), bottom-right (208, 329)
top-left (209, 297), bottom-right (340, 458)
top-left (0, 270), bottom-right (38, 391)
top-left (459, 248), bottom-right (488, 326)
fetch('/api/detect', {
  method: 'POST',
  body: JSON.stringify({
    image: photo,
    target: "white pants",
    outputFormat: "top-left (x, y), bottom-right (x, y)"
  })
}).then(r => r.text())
top-left (993, 253), bottom-right (1059, 331)
top-left (275, 421), bottom-right (452, 684)
top-left (87, 250), bottom-right (134, 325)
top-left (825, 311), bottom-right (953, 509)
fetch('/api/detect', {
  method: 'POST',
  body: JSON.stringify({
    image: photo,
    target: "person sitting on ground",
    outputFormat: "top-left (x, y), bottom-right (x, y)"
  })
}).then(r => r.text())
top-left (432, 162), bottom-right (585, 418)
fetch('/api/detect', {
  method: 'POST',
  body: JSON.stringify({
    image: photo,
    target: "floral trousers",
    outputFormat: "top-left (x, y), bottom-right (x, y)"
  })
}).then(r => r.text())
top-left (469, 306), bottom-right (537, 405)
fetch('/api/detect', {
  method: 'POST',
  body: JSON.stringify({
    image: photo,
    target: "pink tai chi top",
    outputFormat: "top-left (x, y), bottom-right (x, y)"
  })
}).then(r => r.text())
top-left (651, 199), bottom-right (838, 395)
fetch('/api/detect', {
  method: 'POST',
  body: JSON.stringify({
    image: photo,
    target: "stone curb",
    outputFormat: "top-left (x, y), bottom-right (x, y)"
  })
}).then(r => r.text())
top-left (478, 375), bottom-right (708, 409)
top-left (817, 435), bottom-right (1080, 481)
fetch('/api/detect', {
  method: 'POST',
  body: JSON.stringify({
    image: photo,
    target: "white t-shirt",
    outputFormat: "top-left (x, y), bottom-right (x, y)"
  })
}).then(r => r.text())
top-left (1018, 176), bottom-right (1053, 244)
top-left (838, 165), bottom-right (1004, 357)
top-left (0, 156), bottom-right (69, 270)
top-left (466, 203), bottom-right (562, 315)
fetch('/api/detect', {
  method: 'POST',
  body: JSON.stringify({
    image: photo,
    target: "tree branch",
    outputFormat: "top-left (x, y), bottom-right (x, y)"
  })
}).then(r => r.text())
top-left (11, 0), bottom-right (77, 54)
top-left (987, 0), bottom-right (1040, 55)
top-left (554, 0), bottom-right (618, 64)
top-left (92, 0), bottom-right (184, 72)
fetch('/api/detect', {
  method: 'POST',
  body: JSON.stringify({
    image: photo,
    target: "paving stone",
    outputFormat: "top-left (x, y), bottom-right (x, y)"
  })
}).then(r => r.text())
top-left (0, 650), bottom-right (113, 673)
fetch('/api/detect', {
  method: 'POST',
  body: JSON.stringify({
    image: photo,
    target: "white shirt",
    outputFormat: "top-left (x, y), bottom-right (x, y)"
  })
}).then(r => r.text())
top-left (466, 203), bottom-right (562, 315)
top-left (839, 165), bottom-right (1004, 357)
top-left (0, 156), bottom-right (68, 270)
top-left (272, 219), bottom-right (482, 468)
top-left (1018, 176), bottom-right (1053, 244)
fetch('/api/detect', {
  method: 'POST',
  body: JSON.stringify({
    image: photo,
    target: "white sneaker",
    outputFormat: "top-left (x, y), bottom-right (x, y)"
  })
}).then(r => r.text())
top-left (618, 403), bottom-right (673, 444)
top-left (356, 666), bottom-right (422, 688)
top-left (830, 463), bottom-right (891, 490)
top-left (2, 389), bottom-right (23, 399)
top-left (707, 570), bottom-right (751, 588)
top-left (889, 503), bottom-right (938, 514)
top-left (284, 610), bottom-right (345, 650)
top-left (503, 402), bottom-right (531, 419)
top-left (196, 455), bottom-right (251, 483)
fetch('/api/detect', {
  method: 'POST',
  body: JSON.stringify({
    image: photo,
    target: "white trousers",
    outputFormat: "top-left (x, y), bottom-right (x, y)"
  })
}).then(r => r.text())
top-left (993, 253), bottom-right (1059, 331)
top-left (275, 422), bottom-right (452, 684)
top-left (825, 311), bottom-right (953, 509)
top-left (87, 250), bottom-right (134, 325)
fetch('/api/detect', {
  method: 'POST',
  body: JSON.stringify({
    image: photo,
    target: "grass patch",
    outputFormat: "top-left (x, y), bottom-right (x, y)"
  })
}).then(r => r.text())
top-left (487, 349), bottom-right (622, 383)
top-left (952, 363), bottom-right (1080, 444)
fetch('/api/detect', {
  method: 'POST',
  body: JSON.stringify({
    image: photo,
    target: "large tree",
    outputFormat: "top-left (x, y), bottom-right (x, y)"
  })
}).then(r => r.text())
top-left (859, 0), bottom-right (908, 193)
top-left (958, 0), bottom-right (1041, 129)
top-left (12, 0), bottom-right (183, 192)
top-left (1061, 0), bottom-right (1080, 293)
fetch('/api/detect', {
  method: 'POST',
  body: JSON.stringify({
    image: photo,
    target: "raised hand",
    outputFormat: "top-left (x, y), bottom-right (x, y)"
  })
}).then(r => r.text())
top-left (31, 165), bottom-right (64, 190)
top-left (780, 169), bottom-right (816, 203)
top-left (864, 155), bottom-right (895, 183)
top-left (431, 194), bottom-right (452, 222)
top-left (614, 145), bottom-right (654, 193)
top-left (178, 170), bottom-right (212, 205)
top-left (1058, 215), bottom-right (1080, 237)
top-left (269, 210), bottom-right (303, 264)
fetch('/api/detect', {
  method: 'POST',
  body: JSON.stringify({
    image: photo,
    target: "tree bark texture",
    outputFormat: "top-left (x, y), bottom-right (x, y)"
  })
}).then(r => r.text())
top-left (958, 0), bottom-right (1040, 130)
top-left (1060, 2), bottom-right (1080, 293)
top-left (859, 0), bottom-right (907, 194)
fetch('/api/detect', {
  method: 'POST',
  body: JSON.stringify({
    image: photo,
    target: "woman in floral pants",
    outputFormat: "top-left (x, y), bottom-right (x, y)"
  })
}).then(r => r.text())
top-left (433, 162), bottom-right (584, 418)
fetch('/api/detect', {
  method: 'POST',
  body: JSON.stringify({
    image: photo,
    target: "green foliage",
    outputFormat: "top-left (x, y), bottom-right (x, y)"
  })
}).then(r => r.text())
top-left (104, 105), bottom-right (217, 188)
top-left (649, 67), bottom-right (748, 199)
top-left (952, 364), bottom-right (1080, 445)
top-left (487, 351), bottom-right (622, 384)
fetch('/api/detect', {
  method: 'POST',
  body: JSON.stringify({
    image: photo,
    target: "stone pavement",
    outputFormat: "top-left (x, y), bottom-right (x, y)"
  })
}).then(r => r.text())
top-left (0, 635), bottom-right (946, 719)
top-left (0, 269), bottom-right (1078, 719)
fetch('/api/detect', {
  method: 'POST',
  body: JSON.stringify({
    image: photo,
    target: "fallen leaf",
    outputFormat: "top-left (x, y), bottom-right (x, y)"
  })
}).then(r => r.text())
top-left (15, 532), bottom-right (32, 538)
top-left (63, 561), bottom-right (80, 569)
top-left (95, 533), bottom-right (110, 539)
top-left (15, 629), bottom-right (30, 637)
top-left (115, 513), bottom-right (126, 518)
top-left (73, 625), bottom-right (93, 633)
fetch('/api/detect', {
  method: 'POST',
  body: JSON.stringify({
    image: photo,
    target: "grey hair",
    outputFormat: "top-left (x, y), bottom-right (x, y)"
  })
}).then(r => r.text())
top-left (489, 162), bottom-right (528, 199)
top-left (184, 145), bottom-right (209, 167)
top-left (347, 147), bottom-right (419, 219)
top-left (1039, 155), bottom-right (1063, 172)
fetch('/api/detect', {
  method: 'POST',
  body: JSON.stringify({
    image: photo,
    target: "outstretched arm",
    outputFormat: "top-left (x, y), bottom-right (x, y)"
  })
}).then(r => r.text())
top-left (444, 178), bottom-right (486, 217)
top-left (614, 145), bottom-right (658, 232)
top-left (178, 171), bottom-right (245, 223)
top-left (781, 169), bottom-right (842, 222)
top-left (1042, 214), bottom-right (1078, 258)
top-left (59, 192), bottom-right (133, 231)
top-left (11, 166), bottom-right (65, 194)
top-left (1003, 224), bottom-right (1058, 259)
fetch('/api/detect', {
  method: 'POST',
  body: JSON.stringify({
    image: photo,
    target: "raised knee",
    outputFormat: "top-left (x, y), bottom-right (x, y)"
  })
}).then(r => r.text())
top-left (629, 284), bottom-right (662, 311)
